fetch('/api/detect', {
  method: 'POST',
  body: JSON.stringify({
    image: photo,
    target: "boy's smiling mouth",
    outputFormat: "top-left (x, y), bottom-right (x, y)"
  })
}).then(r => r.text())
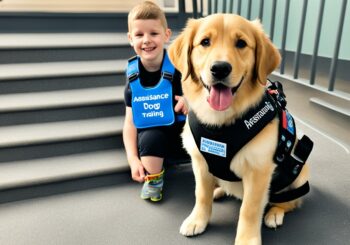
top-left (143, 47), bottom-right (156, 51)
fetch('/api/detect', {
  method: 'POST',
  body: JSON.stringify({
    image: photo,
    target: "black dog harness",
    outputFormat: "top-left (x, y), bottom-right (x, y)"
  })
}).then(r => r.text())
top-left (188, 81), bottom-right (314, 203)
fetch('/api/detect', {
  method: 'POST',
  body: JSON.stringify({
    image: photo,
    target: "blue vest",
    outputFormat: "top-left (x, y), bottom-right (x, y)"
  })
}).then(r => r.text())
top-left (127, 52), bottom-right (181, 129)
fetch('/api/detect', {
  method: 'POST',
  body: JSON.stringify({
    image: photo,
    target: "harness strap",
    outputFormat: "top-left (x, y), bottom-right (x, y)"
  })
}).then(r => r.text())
top-left (270, 150), bottom-right (309, 194)
top-left (269, 181), bottom-right (310, 203)
top-left (267, 81), bottom-right (314, 203)
top-left (267, 80), bottom-right (287, 109)
top-left (127, 56), bottom-right (139, 82)
top-left (127, 51), bottom-right (175, 83)
top-left (161, 53), bottom-right (175, 82)
top-left (293, 135), bottom-right (314, 163)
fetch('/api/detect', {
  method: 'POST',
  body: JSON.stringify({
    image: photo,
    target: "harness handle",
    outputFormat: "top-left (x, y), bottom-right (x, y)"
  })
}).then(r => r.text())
top-left (270, 181), bottom-right (310, 203)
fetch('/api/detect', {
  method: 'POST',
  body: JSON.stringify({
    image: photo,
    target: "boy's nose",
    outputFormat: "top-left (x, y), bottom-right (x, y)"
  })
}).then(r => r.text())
top-left (143, 34), bottom-right (151, 44)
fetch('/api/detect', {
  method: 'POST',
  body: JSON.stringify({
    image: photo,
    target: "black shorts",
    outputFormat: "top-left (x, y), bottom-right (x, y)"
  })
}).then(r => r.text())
top-left (137, 121), bottom-right (188, 159)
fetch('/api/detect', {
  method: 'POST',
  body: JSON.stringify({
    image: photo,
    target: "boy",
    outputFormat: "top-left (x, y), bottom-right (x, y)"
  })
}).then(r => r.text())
top-left (123, 1), bottom-right (188, 202)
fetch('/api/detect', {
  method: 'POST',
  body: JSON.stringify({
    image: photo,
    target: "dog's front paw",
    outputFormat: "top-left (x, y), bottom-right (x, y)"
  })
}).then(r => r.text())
top-left (179, 215), bottom-right (208, 236)
top-left (264, 206), bottom-right (285, 228)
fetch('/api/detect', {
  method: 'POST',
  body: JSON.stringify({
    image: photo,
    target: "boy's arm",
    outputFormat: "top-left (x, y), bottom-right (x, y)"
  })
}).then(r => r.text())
top-left (173, 70), bottom-right (188, 115)
top-left (123, 107), bottom-right (145, 182)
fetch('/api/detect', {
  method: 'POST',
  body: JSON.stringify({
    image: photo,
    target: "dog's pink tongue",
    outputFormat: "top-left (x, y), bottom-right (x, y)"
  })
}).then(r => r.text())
top-left (208, 84), bottom-right (232, 111)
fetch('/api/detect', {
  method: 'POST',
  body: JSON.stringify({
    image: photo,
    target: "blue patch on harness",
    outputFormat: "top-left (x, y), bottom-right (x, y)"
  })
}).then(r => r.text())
top-left (285, 111), bottom-right (295, 135)
top-left (200, 137), bottom-right (227, 158)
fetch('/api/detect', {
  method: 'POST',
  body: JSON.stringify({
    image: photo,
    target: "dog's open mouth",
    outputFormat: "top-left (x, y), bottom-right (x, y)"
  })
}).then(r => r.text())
top-left (202, 78), bottom-right (243, 111)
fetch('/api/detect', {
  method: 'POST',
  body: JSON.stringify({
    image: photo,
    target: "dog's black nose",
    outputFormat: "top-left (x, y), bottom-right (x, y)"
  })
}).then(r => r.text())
top-left (210, 61), bottom-right (232, 80)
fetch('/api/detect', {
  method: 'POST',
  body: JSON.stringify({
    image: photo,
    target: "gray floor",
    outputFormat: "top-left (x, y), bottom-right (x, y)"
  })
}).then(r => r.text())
top-left (0, 83), bottom-right (349, 245)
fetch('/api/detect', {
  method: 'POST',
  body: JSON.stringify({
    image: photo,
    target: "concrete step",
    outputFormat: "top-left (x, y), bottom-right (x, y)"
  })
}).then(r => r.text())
top-left (0, 135), bottom-right (124, 163)
top-left (0, 46), bottom-right (133, 64)
top-left (0, 116), bottom-right (124, 148)
top-left (270, 73), bottom-right (350, 147)
top-left (0, 33), bottom-right (128, 49)
top-left (0, 74), bottom-right (126, 94)
top-left (310, 97), bottom-right (350, 118)
top-left (0, 149), bottom-right (129, 190)
top-left (0, 59), bottom-right (127, 81)
top-left (0, 12), bottom-right (186, 33)
top-left (0, 12), bottom-right (130, 33)
top-left (0, 86), bottom-right (124, 112)
top-left (0, 33), bottom-right (132, 64)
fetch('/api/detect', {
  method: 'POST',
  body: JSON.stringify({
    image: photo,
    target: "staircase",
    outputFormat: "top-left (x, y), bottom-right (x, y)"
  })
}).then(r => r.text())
top-left (0, 12), bottom-right (153, 190)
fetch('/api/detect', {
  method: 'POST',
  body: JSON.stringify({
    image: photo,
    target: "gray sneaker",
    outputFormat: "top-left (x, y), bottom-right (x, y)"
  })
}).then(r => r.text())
top-left (140, 169), bottom-right (164, 202)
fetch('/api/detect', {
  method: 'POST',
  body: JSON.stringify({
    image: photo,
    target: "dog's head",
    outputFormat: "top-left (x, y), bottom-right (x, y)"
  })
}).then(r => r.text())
top-left (169, 14), bottom-right (281, 123)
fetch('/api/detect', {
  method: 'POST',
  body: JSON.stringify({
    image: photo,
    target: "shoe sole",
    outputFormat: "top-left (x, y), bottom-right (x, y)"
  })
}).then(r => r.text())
top-left (150, 193), bottom-right (162, 202)
top-left (140, 193), bottom-right (162, 202)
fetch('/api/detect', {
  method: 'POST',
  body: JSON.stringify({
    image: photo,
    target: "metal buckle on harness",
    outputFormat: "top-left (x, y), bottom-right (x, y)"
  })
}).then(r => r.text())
top-left (268, 81), bottom-right (287, 109)
top-left (128, 55), bottom-right (138, 63)
top-left (162, 71), bottom-right (173, 82)
top-left (128, 72), bottom-right (139, 82)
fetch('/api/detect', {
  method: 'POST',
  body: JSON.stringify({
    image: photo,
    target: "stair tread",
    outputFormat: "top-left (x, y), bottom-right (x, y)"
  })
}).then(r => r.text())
top-left (0, 33), bottom-right (128, 49)
top-left (0, 149), bottom-right (129, 190)
top-left (0, 116), bottom-right (124, 147)
top-left (0, 59), bottom-right (127, 80)
top-left (0, 86), bottom-right (124, 112)
top-left (310, 97), bottom-right (350, 117)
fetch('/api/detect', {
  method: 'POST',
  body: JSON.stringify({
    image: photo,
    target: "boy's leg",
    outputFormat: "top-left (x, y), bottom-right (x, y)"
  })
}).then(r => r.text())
top-left (141, 156), bottom-right (163, 174)
top-left (138, 128), bottom-right (167, 201)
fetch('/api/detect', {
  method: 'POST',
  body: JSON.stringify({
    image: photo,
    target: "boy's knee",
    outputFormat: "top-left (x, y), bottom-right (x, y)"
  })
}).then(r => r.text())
top-left (138, 129), bottom-right (167, 157)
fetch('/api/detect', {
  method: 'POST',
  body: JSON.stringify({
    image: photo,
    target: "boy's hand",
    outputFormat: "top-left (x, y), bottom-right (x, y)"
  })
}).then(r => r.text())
top-left (174, 95), bottom-right (188, 115)
top-left (129, 157), bottom-right (145, 183)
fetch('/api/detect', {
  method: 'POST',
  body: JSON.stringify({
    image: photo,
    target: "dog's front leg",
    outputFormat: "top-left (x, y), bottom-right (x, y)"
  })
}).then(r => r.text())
top-left (235, 168), bottom-right (273, 245)
top-left (180, 156), bottom-right (215, 236)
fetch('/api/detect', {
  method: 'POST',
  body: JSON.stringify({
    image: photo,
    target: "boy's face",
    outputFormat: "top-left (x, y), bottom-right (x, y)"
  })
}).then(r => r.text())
top-left (128, 19), bottom-right (171, 68)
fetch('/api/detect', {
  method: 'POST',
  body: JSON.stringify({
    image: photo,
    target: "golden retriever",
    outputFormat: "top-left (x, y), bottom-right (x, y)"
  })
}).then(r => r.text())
top-left (168, 14), bottom-right (310, 244)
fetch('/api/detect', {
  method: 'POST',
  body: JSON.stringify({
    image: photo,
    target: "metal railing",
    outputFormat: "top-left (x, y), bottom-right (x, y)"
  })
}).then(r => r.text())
top-left (179, 0), bottom-right (349, 98)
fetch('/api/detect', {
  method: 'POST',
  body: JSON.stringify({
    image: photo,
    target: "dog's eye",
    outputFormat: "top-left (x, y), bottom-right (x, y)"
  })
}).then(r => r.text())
top-left (236, 39), bottom-right (247, 49)
top-left (200, 38), bottom-right (210, 47)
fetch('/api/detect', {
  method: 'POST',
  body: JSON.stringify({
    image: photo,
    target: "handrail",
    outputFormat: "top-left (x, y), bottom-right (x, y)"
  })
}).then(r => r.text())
top-left (190, 0), bottom-right (349, 97)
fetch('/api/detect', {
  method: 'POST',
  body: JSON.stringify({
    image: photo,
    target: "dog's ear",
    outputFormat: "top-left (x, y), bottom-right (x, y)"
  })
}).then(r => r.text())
top-left (168, 18), bottom-right (199, 81)
top-left (251, 20), bottom-right (281, 86)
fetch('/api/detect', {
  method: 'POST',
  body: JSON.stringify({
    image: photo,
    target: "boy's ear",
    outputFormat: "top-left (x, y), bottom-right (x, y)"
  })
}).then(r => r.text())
top-left (127, 32), bottom-right (133, 46)
top-left (165, 28), bottom-right (172, 43)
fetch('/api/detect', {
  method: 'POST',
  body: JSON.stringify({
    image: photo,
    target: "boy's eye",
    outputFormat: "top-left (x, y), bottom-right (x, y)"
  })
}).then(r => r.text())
top-left (151, 32), bottom-right (159, 36)
top-left (200, 38), bottom-right (210, 47)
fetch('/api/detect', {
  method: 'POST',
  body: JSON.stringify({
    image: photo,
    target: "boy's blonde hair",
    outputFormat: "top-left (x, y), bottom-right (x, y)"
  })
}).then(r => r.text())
top-left (128, 1), bottom-right (168, 31)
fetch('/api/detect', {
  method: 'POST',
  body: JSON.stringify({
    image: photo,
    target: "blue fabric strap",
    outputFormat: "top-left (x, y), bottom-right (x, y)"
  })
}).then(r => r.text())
top-left (127, 56), bottom-right (139, 82)
top-left (161, 52), bottom-right (175, 82)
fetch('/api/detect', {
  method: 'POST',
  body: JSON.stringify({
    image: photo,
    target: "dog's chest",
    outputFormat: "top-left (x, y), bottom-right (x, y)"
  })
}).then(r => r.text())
top-left (187, 93), bottom-right (277, 181)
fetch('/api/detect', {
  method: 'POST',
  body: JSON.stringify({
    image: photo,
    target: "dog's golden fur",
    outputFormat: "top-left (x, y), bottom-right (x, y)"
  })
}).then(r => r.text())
top-left (168, 14), bottom-right (309, 244)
